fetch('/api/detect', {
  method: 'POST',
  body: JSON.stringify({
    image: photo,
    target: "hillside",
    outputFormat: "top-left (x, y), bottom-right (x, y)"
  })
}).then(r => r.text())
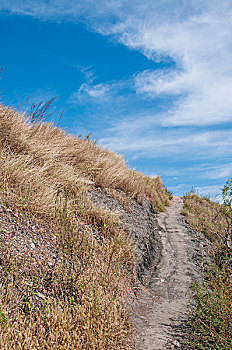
top-left (0, 104), bottom-right (170, 349)
top-left (1, 104), bottom-right (231, 350)
top-left (183, 193), bottom-right (232, 349)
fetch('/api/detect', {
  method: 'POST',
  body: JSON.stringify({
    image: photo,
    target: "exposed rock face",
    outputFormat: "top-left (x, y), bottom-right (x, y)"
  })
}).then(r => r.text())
top-left (89, 188), bottom-right (163, 284)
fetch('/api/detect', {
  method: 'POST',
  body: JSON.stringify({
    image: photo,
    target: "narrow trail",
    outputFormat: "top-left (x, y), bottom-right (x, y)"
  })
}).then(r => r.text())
top-left (134, 196), bottom-right (204, 350)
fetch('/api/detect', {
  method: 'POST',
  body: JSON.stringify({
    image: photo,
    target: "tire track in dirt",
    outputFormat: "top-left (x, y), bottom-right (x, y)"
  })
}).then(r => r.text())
top-left (134, 196), bottom-right (204, 350)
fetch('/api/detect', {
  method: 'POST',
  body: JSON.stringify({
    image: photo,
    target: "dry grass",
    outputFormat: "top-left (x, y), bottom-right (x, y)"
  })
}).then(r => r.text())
top-left (183, 193), bottom-right (228, 243)
top-left (0, 104), bottom-right (169, 349)
top-left (183, 193), bottom-right (232, 349)
top-left (0, 104), bottom-right (168, 211)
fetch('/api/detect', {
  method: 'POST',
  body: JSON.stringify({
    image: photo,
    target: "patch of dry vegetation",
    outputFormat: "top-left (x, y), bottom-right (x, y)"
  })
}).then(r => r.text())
top-left (183, 193), bottom-right (232, 350)
top-left (183, 193), bottom-right (228, 242)
top-left (0, 104), bottom-right (169, 349)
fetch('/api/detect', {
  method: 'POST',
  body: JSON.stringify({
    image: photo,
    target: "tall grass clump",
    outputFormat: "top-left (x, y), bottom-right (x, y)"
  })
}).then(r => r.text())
top-left (0, 103), bottom-right (169, 349)
top-left (183, 191), bottom-right (232, 349)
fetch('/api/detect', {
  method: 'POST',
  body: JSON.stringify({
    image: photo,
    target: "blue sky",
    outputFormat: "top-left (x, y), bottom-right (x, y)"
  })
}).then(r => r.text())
top-left (1, 1), bottom-right (232, 198)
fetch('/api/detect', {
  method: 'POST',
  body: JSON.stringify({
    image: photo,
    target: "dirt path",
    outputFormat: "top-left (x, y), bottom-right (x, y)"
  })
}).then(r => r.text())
top-left (134, 196), bottom-right (204, 350)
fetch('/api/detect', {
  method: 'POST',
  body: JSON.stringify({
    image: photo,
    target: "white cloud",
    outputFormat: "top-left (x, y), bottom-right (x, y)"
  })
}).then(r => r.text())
top-left (2, 1), bottom-right (232, 126)
top-left (169, 183), bottom-right (223, 201)
top-left (75, 65), bottom-right (96, 84)
top-left (129, 9), bottom-right (232, 126)
top-left (202, 164), bottom-right (232, 180)
top-left (195, 185), bottom-right (224, 201)
top-left (78, 82), bottom-right (110, 99)
top-left (100, 125), bottom-right (232, 159)
top-left (69, 80), bottom-right (127, 104)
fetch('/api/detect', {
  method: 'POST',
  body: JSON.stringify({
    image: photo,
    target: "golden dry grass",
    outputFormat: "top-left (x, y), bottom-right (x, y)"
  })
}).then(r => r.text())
top-left (183, 193), bottom-right (232, 349)
top-left (0, 105), bottom-right (168, 212)
top-left (182, 193), bottom-right (228, 242)
top-left (0, 104), bottom-right (169, 349)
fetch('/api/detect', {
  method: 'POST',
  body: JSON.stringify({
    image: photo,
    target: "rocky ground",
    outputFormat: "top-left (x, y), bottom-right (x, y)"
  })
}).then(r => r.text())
top-left (0, 202), bottom-right (57, 267)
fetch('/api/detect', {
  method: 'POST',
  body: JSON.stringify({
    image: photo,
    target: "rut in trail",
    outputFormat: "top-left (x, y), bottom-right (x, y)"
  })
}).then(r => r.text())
top-left (134, 196), bottom-right (205, 350)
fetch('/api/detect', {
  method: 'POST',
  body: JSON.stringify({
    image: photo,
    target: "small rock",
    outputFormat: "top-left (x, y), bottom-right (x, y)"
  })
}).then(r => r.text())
top-left (37, 292), bottom-right (46, 299)
top-left (173, 340), bottom-right (181, 347)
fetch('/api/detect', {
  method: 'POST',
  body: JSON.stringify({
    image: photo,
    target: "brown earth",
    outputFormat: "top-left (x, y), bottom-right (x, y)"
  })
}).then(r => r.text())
top-left (133, 196), bottom-right (208, 350)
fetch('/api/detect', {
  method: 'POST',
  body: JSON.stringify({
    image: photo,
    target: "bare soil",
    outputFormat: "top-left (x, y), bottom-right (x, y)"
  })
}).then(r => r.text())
top-left (133, 196), bottom-right (207, 350)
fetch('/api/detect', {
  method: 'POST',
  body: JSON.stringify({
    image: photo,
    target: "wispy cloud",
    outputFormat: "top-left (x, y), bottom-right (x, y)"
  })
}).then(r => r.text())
top-left (202, 163), bottom-right (232, 180)
top-left (76, 82), bottom-right (111, 100)
top-left (194, 185), bottom-right (224, 201)
top-left (169, 183), bottom-right (223, 201)
top-left (2, 1), bottom-right (232, 127)
top-left (100, 123), bottom-right (232, 158)
top-left (69, 80), bottom-right (129, 105)
top-left (125, 7), bottom-right (232, 126)
top-left (75, 65), bottom-right (96, 84)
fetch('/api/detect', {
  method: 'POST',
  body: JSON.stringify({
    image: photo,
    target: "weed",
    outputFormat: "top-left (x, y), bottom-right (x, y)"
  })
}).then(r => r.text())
top-left (0, 307), bottom-right (7, 327)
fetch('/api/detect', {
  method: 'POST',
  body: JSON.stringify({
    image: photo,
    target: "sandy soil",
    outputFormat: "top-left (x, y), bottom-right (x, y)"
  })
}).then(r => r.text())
top-left (134, 196), bottom-right (205, 350)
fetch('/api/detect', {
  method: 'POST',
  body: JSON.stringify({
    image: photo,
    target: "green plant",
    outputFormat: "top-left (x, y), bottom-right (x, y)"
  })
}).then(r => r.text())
top-left (222, 179), bottom-right (232, 249)
top-left (165, 188), bottom-right (173, 200)
top-left (222, 179), bottom-right (232, 206)
top-left (0, 308), bottom-right (7, 327)
top-left (190, 266), bottom-right (232, 350)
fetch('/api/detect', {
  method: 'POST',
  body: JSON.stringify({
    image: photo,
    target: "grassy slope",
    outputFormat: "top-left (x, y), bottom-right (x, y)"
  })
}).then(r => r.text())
top-left (183, 193), bottom-right (232, 350)
top-left (0, 104), bottom-right (170, 349)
